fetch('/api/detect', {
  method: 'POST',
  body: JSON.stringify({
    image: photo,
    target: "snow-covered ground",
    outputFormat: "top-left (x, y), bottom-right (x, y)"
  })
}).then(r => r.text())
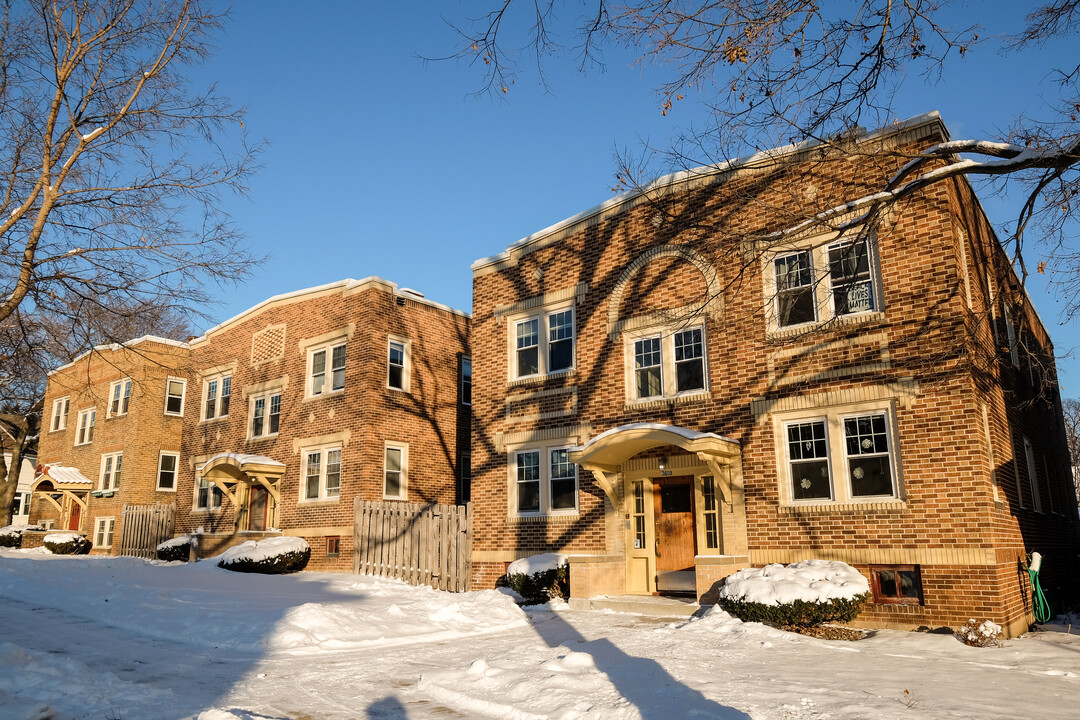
top-left (1, 548), bottom-right (1077, 720)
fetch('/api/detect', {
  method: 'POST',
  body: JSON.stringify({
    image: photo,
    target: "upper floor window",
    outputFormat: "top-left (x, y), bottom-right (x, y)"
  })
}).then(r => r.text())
top-left (460, 356), bottom-right (472, 405)
top-left (627, 326), bottom-right (708, 402)
top-left (778, 406), bottom-right (901, 505)
top-left (99, 452), bottom-right (122, 491)
top-left (76, 408), bottom-right (96, 445)
top-left (511, 307), bottom-right (575, 380)
top-left (512, 445), bottom-right (579, 515)
top-left (309, 342), bottom-right (346, 397)
top-left (202, 375), bottom-right (231, 420)
top-left (303, 446), bottom-right (342, 501)
top-left (384, 443), bottom-right (408, 499)
top-left (108, 379), bottom-right (132, 417)
top-left (770, 234), bottom-right (880, 330)
top-left (388, 340), bottom-right (406, 390)
top-left (250, 390), bottom-right (281, 439)
top-left (157, 452), bottom-right (179, 491)
top-left (164, 377), bottom-right (186, 416)
top-left (50, 396), bottom-right (70, 432)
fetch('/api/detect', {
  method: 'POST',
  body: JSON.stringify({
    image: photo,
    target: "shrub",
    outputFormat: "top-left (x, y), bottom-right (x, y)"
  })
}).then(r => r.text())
top-left (505, 553), bottom-right (569, 603)
top-left (156, 534), bottom-right (196, 562)
top-left (43, 532), bottom-right (91, 555)
top-left (0, 525), bottom-right (23, 548)
top-left (218, 537), bottom-right (310, 574)
top-left (955, 618), bottom-right (1003, 647)
top-left (718, 560), bottom-right (870, 628)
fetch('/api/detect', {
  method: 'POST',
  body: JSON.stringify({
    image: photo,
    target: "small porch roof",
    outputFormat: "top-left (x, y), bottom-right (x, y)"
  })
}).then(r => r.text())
top-left (570, 422), bottom-right (741, 472)
top-left (32, 465), bottom-right (93, 492)
top-left (197, 453), bottom-right (285, 478)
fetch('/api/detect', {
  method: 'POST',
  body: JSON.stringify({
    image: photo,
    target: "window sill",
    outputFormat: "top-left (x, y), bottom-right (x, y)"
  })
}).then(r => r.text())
top-left (303, 389), bottom-right (344, 403)
top-left (164, 412), bottom-right (184, 418)
top-left (156, 487), bottom-right (177, 493)
top-left (779, 499), bottom-right (907, 514)
top-left (198, 416), bottom-right (230, 425)
top-left (298, 498), bottom-right (340, 507)
top-left (506, 512), bottom-right (580, 524)
top-left (190, 507), bottom-right (223, 514)
top-left (768, 311), bottom-right (885, 340)
top-left (506, 369), bottom-right (576, 390)
top-left (74, 442), bottom-right (94, 447)
top-left (624, 391), bottom-right (711, 411)
top-left (246, 434), bottom-right (279, 443)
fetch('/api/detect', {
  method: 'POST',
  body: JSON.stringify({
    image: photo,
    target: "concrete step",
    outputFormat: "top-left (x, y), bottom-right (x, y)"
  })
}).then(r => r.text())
top-left (570, 594), bottom-right (702, 618)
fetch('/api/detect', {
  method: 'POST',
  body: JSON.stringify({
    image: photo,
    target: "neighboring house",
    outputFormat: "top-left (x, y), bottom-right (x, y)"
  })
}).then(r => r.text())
top-left (6, 453), bottom-right (37, 526)
top-left (468, 112), bottom-right (1080, 636)
top-left (33, 277), bottom-right (470, 570)
top-left (32, 337), bottom-right (189, 549)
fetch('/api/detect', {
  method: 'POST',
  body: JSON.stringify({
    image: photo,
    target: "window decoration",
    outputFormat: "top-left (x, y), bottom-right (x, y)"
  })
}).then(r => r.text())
top-left (771, 234), bottom-right (880, 330)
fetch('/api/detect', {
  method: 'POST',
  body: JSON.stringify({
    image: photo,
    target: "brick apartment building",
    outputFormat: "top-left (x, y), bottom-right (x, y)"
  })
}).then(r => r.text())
top-left (468, 112), bottom-right (1080, 636)
top-left (31, 277), bottom-right (471, 571)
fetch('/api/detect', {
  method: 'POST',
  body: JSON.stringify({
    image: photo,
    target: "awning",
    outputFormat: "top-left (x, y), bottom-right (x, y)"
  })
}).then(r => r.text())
top-left (196, 452), bottom-right (285, 505)
top-left (31, 466), bottom-right (93, 512)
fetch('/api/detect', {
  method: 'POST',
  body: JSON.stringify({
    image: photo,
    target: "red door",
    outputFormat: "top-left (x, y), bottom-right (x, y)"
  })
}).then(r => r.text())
top-left (68, 502), bottom-right (81, 531)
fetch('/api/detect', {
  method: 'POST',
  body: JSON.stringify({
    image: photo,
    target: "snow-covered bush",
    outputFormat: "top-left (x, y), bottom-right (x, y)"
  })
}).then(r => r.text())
top-left (156, 534), bottom-right (197, 562)
top-left (0, 523), bottom-right (44, 548)
top-left (217, 537), bottom-right (310, 574)
top-left (505, 553), bottom-right (568, 603)
top-left (43, 532), bottom-right (91, 555)
top-left (955, 618), bottom-right (1003, 647)
top-left (718, 560), bottom-right (870, 628)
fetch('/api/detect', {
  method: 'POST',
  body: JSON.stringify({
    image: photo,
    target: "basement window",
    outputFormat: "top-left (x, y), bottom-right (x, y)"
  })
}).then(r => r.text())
top-left (326, 536), bottom-right (341, 558)
top-left (870, 564), bottom-right (922, 605)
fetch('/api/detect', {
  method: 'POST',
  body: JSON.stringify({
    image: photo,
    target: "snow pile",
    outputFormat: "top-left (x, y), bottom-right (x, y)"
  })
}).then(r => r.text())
top-left (718, 560), bottom-right (869, 605)
top-left (42, 531), bottom-right (81, 544)
top-left (507, 552), bottom-right (567, 576)
top-left (0, 524), bottom-right (22, 539)
top-left (956, 618), bottom-right (1003, 647)
top-left (158, 534), bottom-right (198, 550)
top-left (219, 536), bottom-right (308, 564)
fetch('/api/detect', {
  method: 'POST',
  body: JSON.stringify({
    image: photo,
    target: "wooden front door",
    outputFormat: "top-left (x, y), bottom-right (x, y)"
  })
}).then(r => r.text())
top-left (653, 475), bottom-right (695, 574)
top-left (68, 501), bottom-right (81, 531)
top-left (249, 487), bottom-right (268, 531)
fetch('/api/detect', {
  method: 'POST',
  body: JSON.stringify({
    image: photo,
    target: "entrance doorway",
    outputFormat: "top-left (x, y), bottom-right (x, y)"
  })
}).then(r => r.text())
top-left (249, 487), bottom-right (269, 531)
top-left (68, 501), bottom-right (81, 531)
top-left (653, 475), bottom-right (695, 593)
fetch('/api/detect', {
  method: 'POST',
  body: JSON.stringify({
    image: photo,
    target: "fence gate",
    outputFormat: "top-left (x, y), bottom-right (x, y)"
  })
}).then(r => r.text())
top-left (119, 503), bottom-right (176, 559)
top-left (353, 500), bottom-right (472, 591)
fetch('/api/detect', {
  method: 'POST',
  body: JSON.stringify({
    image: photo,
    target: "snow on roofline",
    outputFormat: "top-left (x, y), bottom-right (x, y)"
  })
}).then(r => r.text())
top-left (48, 335), bottom-right (188, 377)
top-left (197, 452), bottom-right (285, 471)
top-left (471, 111), bottom-right (947, 271)
top-left (572, 422), bottom-right (740, 452)
top-left (189, 276), bottom-right (469, 345)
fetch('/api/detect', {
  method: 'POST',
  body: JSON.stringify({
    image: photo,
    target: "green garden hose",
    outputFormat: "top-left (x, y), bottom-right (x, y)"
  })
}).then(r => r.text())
top-left (1028, 552), bottom-right (1051, 624)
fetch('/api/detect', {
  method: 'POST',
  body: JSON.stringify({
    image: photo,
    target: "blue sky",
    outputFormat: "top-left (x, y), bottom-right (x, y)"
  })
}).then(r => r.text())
top-left (191, 1), bottom-right (1079, 389)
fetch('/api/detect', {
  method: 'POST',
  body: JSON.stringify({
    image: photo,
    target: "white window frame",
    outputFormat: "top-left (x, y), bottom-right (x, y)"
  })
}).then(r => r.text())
top-left (75, 407), bottom-right (96, 446)
top-left (107, 378), bottom-right (132, 417)
top-left (387, 335), bottom-right (411, 392)
top-left (50, 396), bottom-right (70, 432)
top-left (195, 477), bottom-right (223, 511)
top-left (623, 323), bottom-right (710, 403)
top-left (383, 442), bottom-right (408, 500)
top-left (248, 389), bottom-right (282, 440)
top-left (157, 451), bottom-right (179, 492)
top-left (507, 443), bottom-right (580, 517)
top-left (12, 491), bottom-right (30, 516)
top-left (774, 401), bottom-right (903, 506)
top-left (764, 231), bottom-right (883, 333)
top-left (201, 373), bottom-right (232, 421)
top-left (164, 377), bottom-right (186, 416)
top-left (300, 444), bottom-right (343, 502)
top-left (98, 452), bottom-right (123, 491)
top-left (93, 517), bottom-right (115, 549)
top-left (307, 341), bottom-right (347, 398)
top-left (507, 304), bottom-right (575, 381)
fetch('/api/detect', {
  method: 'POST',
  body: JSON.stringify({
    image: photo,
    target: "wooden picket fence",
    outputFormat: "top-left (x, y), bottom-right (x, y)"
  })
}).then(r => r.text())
top-left (353, 499), bottom-right (472, 592)
top-left (119, 503), bottom-right (175, 559)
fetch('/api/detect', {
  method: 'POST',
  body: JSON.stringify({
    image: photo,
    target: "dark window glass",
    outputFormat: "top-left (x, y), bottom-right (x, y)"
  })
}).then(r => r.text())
top-left (775, 251), bottom-right (816, 326)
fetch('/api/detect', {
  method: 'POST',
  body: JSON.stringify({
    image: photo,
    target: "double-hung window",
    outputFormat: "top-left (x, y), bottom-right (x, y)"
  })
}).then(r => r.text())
top-left (303, 446), bottom-right (342, 501)
top-left (387, 338), bottom-right (409, 391)
top-left (108, 379), bottom-right (132, 417)
top-left (460, 356), bottom-right (472, 405)
top-left (384, 443), bottom-right (407, 499)
top-left (203, 375), bottom-right (231, 420)
top-left (99, 452), bottom-right (123, 491)
top-left (250, 391), bottom-right (281, 439)
top-left (628, 326), bottom-right (708, 401)
top-left (770, 233), bottom-right (880, 330)
top-left (76, 408), bottom-right (96, 445)
top-left (165, 377), bottom-right (186, 416)
top-left (196, 478), bottom-right (223, 510)
top-left (94, 518), bottom-right (115, 549)
top-left (157, 452), bottom-right (179, 491)
top-left (511, 307), bottom-right (575, 379)
top-left (779, 406), bottom-right (901, 505)
top-left (51, 396), bottom-right (70, 432)
top-left (512, 446), bottom-right (578, 515)
top-left (309, 342), bottom-right (346, 397)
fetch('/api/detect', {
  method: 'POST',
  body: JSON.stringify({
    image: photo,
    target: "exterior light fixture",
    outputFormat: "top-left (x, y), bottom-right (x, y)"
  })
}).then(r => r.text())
top-left (658, 456), bottom-right (667, 470)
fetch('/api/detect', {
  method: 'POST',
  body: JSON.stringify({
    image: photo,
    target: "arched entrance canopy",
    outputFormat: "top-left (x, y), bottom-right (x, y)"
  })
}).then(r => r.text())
top-left (569, 423), bottom-right (741, 503)
top-left (196, 452), bottom-right (285, 507)
top-left (31, 465), bottom-right (92, 513)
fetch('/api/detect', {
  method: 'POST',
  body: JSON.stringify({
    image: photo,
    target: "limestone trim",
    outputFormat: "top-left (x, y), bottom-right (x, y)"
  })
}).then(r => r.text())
top-left (606, 244), bottom-right (722, 338)
top-left (506, 369), bottom-right (576, 390)
top-left (777, 500), bottom-right (908, 514)
top-left (250, 324), bottom-right (287, 367)
top-left (623, 391), bottom-right (712, 413)
top-left (694, 554), bottom-right (750, 565)
top-left (472, 550), bottom-right (541, 563)
top-left (292, 430), bottom-right (352, 454)
top-left (494, 283), bottom-right (589, 324)
top-left (503, 513), bottom-right (581, 525)
top-left (241, 376), bottom-right (289, 400)
top-left (494, 423), bottom-right (593, 453)
top-left (750, 547), bottom-right (999, 566)
top-left (282, 526), bottom-right (352, 537)
top-left (567, 555), bottom-right (624, 564)
top-left (505, 385), bottom-right (578, 422)
top-left (196, 361), bottom-right (239, 380)
top-left (750, 379), bottom-right (919, 420)
top-left (297, 323), bottom-right (356, 353)
top-left (766, 332), bottom-right (891, 389)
